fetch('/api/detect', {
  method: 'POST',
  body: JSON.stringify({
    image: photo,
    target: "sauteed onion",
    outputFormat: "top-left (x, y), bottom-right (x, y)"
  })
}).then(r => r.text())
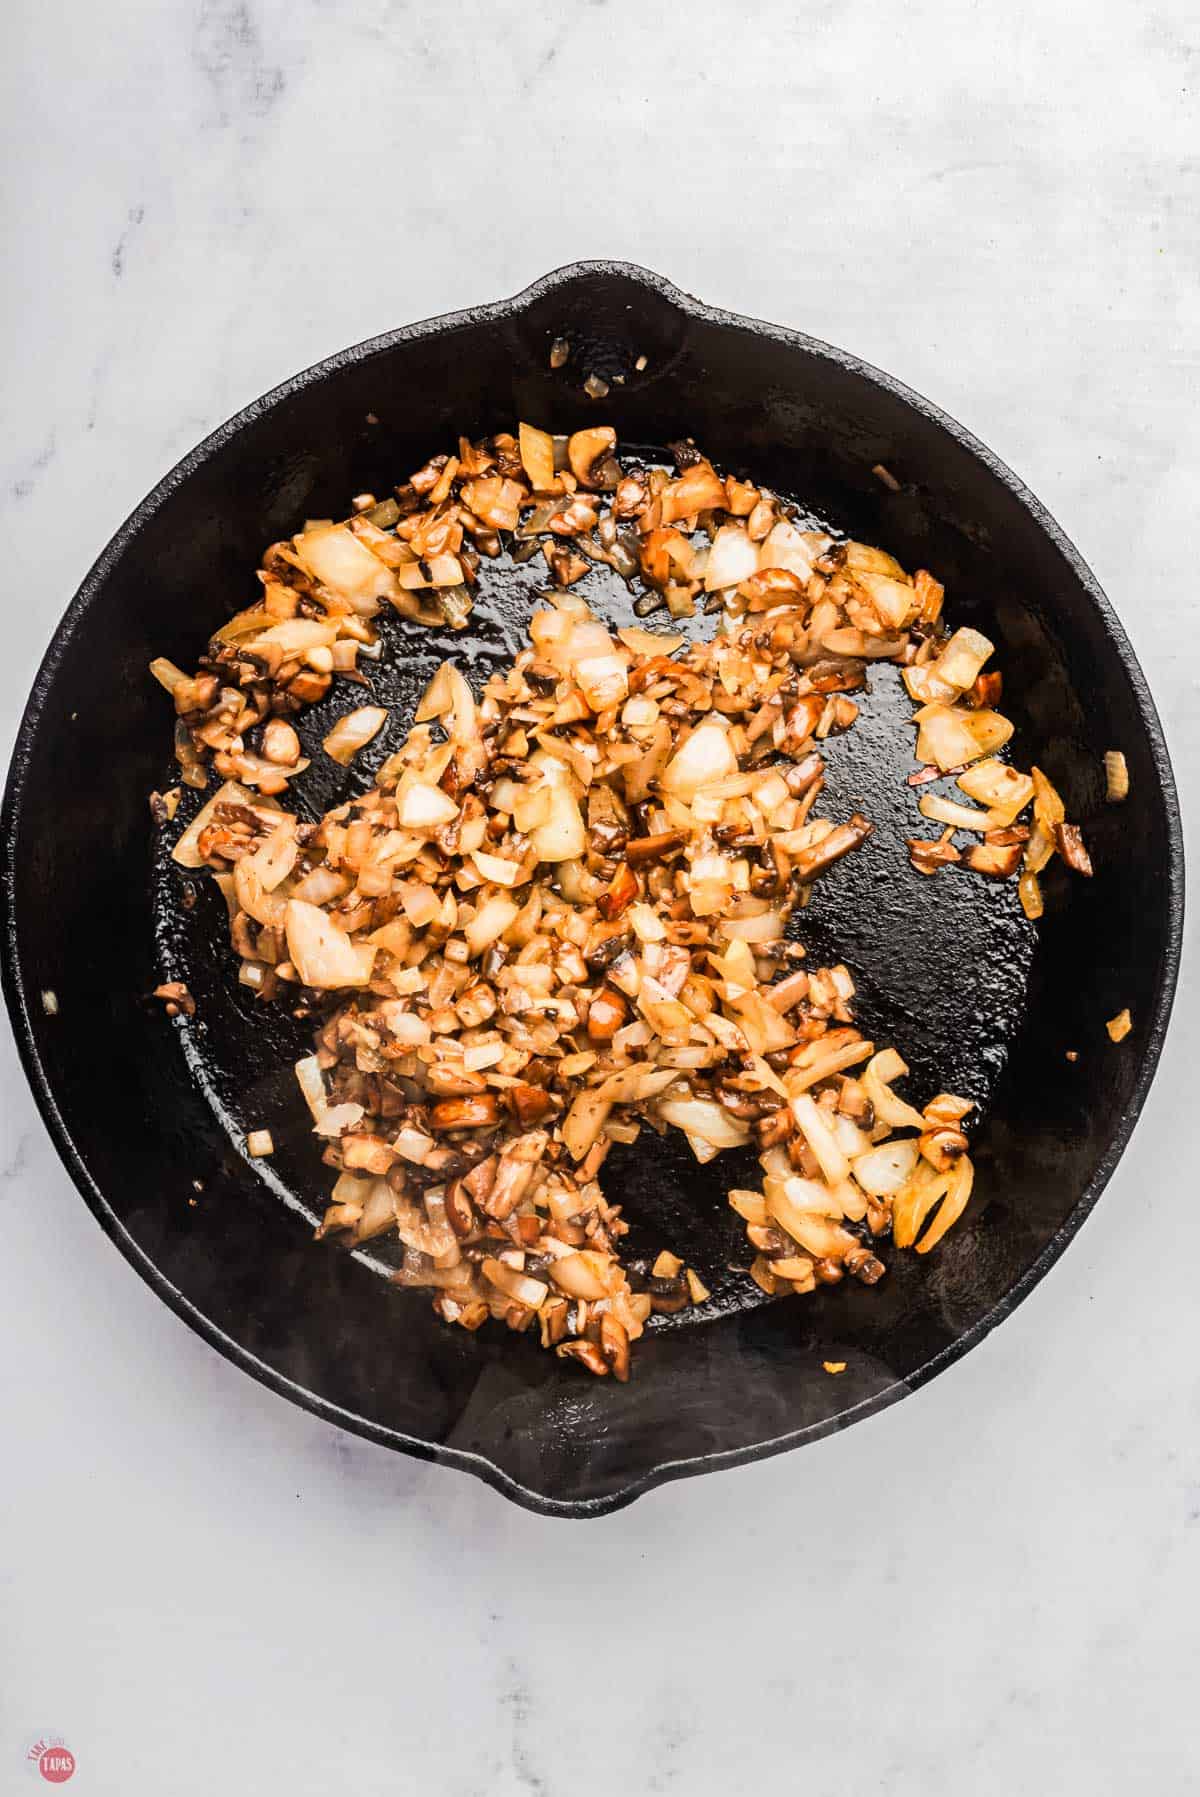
top-left (153, 425), bottom-right (1094, 1376)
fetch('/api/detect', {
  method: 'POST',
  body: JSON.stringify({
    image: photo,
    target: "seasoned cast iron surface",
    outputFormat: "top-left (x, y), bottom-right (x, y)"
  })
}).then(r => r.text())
top-left (1, 264), bottom-right (1182, 1514)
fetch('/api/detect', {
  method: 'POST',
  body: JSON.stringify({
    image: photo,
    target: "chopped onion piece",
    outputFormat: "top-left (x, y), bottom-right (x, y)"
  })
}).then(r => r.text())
top-left (483, 1257), bottom-right (548, 1311)
top-left (574, 653), bottom-right (629, 712)
top-left (917, 793), bottom-right (993, 833)
top-left (863, 1050), bottom-right (927, 1132)
top-left (294, 1054), bottom-right (328, 1121)
top-left (314, 1102), bottom-right (366, 1139)
top-left (854, 571), bottom-right (914, 630)
top-left (293, 523), bottom-right (396, 609)
top-left (789, 1093), bottom-right (850, 1184)
top-left (518, 421), bottom-right (557, 491)
top-left (415, 662), bottom-right (454, 722)
top-left (913, 706), bottom-right (983, 772)
top-left (149, 657), bottom-right (188, 694)
top-left (957, 759), bottom-right (1034, 823)
top-left (528, 755), bottom-right (586, 863)
top-left (617, 627), bottom-right (685, 656)
top-left (285, 900), bottom-right (376, 989)
top-left (661, 720), bottom-right (738, 799)
top-left (915, 1156), bottom-right (974, 1254)
top-left (1105, 750), bottom-right (1129, 803)
top-left (758, 520), bottom-right (824, 581)
top-left (1107, 1008), bottom-right (1132, 1043)
top-left (852, 1138), bottom-right (920, 1196)
top-left (470, 850), bottom-right (524, 887)
top-left (171, 780), bottom-right (260, 869)
top-left (242, 817), bottom-right (299, 892)
top-left (933, 627), bottom-right (993, 692)
top-left (397, 782), bottom-right (459, 830)
top-left (962, 709), bottom-right (1013, 757)
top-left (561, 1091), bottom-right (611, 1161)
top-left (703, 525), bottom-right (759, 592)
top-left (244, 618), bottom-right (338, 657)
top-left (323, 706), bottom-right (388, 766)
top-left (656, 1096), bottom-right (750, 1150)
top-left (549, 1251), bottom-right (614, 1300)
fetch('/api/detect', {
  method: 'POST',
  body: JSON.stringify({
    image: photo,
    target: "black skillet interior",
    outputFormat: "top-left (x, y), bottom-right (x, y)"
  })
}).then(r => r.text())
top-left (1, 264), bottom-right (1182, 1515)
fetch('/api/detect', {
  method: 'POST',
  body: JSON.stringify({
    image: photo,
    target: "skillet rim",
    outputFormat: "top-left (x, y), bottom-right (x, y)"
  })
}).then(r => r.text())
top-left (0, 260), bottom-right (1184, 1517)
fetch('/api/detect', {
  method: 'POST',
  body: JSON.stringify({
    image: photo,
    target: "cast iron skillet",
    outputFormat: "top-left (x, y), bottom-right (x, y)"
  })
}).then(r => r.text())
top-left (0, 263), bottom-right (1183, 1516)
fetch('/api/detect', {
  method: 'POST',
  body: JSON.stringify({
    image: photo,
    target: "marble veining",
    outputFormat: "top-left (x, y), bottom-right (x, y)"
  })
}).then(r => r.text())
top-left (2, 0), bottom-right (1199, 1792)
top-left (193, 0), bottom-right (287, 127)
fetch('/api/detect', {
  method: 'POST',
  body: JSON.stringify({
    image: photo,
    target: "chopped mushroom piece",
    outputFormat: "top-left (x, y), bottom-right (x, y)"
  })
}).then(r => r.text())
top-left (1055, 822), bottom-right (1094, 876)
top-left (908, 837), bottom-right (962, 876)
top-left (791, 815), bottom-right (873, 883)
top-left (965, 841), bottom-right (1023, 878)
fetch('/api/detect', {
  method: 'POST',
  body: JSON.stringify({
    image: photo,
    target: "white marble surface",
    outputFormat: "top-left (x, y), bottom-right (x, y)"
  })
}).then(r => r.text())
top-left (3, 1), bottom-right (1199, 1791)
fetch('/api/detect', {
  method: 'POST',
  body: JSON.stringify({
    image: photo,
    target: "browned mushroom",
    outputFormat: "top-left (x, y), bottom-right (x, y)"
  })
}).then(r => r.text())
top-left (556, 1339), bottom-right (609, 1375)
top-left (599, 1313), bottom-right (631, 1381)
top-left (909, 838), bottom-right (963, 876)
top-left (1055, 822), bottom-right (1094, 876)
top-left (791, 815), bottom-right (874, 883)
top-left (965, 842), bottom-right (1023, 878)
top-left (567, 426), bottom-right (621, 491)
top-left (624, 829), bottom-right (688, 866)
top-left (597, 862), bottom-right (639, 921)
top-left (430, 1095), bottom-right (501, 1132)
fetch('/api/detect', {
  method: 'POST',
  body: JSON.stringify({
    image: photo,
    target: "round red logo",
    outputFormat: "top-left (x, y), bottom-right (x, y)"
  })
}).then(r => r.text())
top-left (37, 1747), bottom-right (75, 1784)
